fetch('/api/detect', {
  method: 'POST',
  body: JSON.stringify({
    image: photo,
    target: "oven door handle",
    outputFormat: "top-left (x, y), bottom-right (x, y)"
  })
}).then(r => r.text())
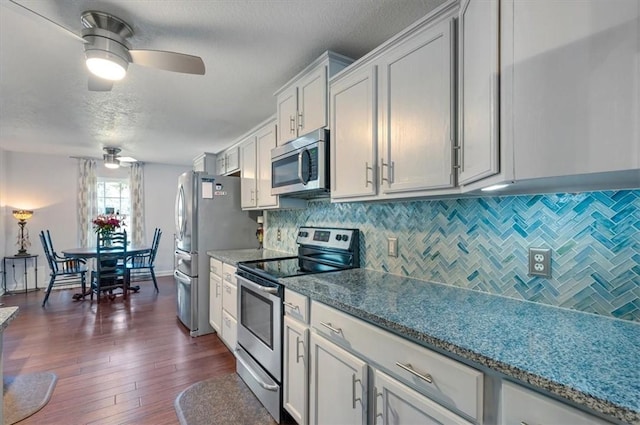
top-left (235, 349), bottom-right (279, 391)
top-left (237, 274), bottom-right (278, 295)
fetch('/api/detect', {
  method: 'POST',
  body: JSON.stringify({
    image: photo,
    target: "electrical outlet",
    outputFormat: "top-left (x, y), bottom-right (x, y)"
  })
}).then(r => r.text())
top-left (277, 228), bottom-right (281, 242)
top-left (529, 247), bottom-right (551, 278)
top-left (387, 237), bottom-right (398, 257)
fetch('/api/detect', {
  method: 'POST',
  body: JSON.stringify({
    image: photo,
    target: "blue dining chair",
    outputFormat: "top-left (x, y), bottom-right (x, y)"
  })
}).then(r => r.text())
top-left (39, 230), bottom-right (88, 307)
top-left (91, 231), bottom-right (128, 303)
top-left (126, 228), bottom-right (161, 292)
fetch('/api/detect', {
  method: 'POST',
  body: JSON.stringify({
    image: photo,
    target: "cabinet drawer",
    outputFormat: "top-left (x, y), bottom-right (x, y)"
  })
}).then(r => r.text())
top-left (210, 258), bottom-right (223, 277)
top-left (222, 263), bottom-right (237, 284)
top-left (311, 301), bottom-right (483, 422)
top-left (501, 381), bottom-right (610, 425)
top-left (284, 288), bottom-right (309, 323)
top-left (222, 280), bottom-right (237, 318)
top-left (222, 309), bottom-right (237, 352)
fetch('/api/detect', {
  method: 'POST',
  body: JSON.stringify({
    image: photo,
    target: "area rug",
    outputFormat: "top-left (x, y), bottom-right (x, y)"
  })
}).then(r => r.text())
top-left (3, 371), bottom-right (57, 425)
top-left (174, 373), bottom-right (276, 425)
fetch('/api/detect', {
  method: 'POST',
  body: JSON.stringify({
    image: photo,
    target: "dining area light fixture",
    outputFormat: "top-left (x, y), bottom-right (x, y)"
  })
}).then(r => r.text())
top-left (13, 209), bottom-right (34, 256)
top-left (103, 147), bottom-right (121, 169)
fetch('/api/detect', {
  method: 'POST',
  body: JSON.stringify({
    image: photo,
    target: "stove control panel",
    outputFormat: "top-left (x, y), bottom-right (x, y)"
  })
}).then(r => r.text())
top-left (296, 227), bottom-right (357, 251)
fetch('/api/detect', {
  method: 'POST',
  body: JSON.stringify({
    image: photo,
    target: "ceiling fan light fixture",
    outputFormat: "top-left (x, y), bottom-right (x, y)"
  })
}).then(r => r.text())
top-left (103, 147), bottom-right (122, 169)
top-left (86, 53), bottom-right (128, 81)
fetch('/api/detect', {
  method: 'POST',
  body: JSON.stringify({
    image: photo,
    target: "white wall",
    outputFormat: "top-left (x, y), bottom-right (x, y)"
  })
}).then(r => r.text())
top-left (0, 148), bottom-right (6, 261)
top-left (1, 151), bottom-right (189, 291)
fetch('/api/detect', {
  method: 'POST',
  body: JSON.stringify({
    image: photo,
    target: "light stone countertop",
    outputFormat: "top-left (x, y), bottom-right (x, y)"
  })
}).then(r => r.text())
top-left (280, 268), bottom-right (640, 424)
top-left (207, 248), bottom-right (293, 266)
top-left (0, 306), bottom-right (19, 332)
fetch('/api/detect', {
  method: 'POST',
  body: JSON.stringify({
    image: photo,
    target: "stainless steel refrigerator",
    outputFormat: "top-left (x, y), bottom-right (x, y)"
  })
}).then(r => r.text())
top-left (174, 172), bottom-right (257, 337)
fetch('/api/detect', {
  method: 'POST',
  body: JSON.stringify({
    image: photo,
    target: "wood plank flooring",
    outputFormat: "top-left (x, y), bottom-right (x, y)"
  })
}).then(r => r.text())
top-left (1, 276), bottom-right (236, 424)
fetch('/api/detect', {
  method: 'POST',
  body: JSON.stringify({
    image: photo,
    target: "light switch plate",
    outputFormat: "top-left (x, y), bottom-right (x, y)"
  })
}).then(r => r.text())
top-left (529, 247), bottom-right (551, 278)
top-left (387, 237), bottom-right (398, 257)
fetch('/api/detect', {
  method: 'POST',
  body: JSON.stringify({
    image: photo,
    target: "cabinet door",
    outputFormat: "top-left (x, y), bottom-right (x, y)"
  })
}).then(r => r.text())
top-left (240, 137), bottom-right (257, 209)
top-left (309, 332), bottom-right (367, 425)
top-left (298, 65), bottom-right (328, 136)
top-left (216, 155), bottom-right (226, 175)
top-left (225, 146), bottom-right (240, 174)
top-left (209, 272), bottom-right (222, 333)
top-left (277, 85), bottom-right (298, 145)
top-left (373, 369), bottom-right (473, 425)
top-left (508, 0), bottom-right (639, 179)
top-left (221, 309), bottom-right (237, 352)
top-left (283, 316), bottom-right (308, 425)
top-left (500, 381), bottom-right (610, 425)
top-left (330, 65), bottom-right (378, 200)
top-left (256, 123), bottom-right (278, 208)
top-left (378, 18), bottom-right (455, 194)
top-left (458, 0), bottom-right (500, 186)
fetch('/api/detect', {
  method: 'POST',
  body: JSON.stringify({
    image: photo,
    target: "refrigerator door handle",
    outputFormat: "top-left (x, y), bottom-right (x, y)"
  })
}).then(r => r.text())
top-left (174, 269), bottom-right (191, 285)
top-left (175, 250), bottom-right (191, 262)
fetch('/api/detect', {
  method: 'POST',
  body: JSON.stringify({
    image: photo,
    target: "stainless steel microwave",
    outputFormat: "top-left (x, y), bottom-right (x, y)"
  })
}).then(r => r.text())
top-left (271, 129), bottom-right (329, 198)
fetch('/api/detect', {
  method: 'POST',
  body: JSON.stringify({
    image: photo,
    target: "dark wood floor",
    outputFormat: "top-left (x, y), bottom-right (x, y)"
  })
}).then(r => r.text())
top-left (1, 276), bottom-right (236, 425)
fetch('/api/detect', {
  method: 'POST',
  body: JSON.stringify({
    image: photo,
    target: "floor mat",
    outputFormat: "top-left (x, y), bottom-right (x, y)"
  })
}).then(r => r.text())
top-left (3, 372), bottom-right (57, 425)
top-left (174, 373), bottom-right (277, 425)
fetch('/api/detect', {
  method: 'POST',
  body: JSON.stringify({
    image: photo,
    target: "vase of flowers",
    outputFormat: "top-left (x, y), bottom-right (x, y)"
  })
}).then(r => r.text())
top-left (93, 214), bottom-right (124, 244)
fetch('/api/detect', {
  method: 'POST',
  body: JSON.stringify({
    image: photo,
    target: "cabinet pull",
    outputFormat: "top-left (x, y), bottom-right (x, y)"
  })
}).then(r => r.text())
top-left (351, 374), bottom-right (361, 409)
top-left (389, 161), bottom-right (395, 184)
top-left (320, 321), bottom-right (342, 334)
top-left (283, 301), bottom-right (299, 311)
top-left (375, 389), bottom-right (384, 423)
top-left (215, 283), bottom-right (220, 297)
top-left (295, 336), bottom-right (304, 363)
top-left (298, 112), bottom-right (304, 130)
top-left (380, 158), bottom-right (389, 185)
top-left (250, 189), bottom-right (255, 202)
top-left (365, 162), bottom-right (374, 187)
top-left (452, 144), bottom-right (462, 170)
top-left (395, 362), bottom-right (433, 383)
top-left (289, 115), bottom-right (296, 134)
top-left (225, 285), bottom-right (231, 294)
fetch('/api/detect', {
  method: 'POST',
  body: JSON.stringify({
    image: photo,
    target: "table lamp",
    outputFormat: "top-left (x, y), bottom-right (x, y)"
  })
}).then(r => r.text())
top-left (13, 209), bottom-right (34, 256)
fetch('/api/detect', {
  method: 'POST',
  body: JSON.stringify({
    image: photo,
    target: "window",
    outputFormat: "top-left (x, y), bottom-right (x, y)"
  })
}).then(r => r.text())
top-left (97, 178), bottom-right (130, 232)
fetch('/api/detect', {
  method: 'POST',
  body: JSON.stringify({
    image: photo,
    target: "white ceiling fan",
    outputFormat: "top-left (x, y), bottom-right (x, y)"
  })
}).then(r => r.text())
top-left (8, 0), bottom-right (206, 91)
top-left (103, 147), bottom-right (137, 169)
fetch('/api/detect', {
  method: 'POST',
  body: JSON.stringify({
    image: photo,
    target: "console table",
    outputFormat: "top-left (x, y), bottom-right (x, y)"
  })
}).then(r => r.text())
top-left (2, 255), bottom-right (38, 294)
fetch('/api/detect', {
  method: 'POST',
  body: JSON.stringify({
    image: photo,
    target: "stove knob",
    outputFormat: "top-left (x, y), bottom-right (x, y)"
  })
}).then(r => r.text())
top-left (342, 234), bottom-right (349, 242)
top-left (335, 234), bottom-right (342, 241)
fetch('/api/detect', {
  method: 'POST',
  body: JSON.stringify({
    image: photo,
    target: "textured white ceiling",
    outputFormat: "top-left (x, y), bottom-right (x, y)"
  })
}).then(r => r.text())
top-left (0, 0), bottom-right (444, 166)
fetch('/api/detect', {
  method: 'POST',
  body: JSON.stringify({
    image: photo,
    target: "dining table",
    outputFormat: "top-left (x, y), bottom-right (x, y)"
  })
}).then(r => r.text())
top-left (62, 245), bottom-right (152, 299)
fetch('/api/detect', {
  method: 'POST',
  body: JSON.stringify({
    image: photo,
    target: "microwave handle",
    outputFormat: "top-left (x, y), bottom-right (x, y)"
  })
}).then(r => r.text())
top-left (298, 149), bottom-right (311, 185)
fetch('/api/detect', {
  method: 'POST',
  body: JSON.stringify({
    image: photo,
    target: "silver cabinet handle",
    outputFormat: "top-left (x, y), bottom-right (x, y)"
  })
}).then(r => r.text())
top-left (289, 115), bottom-right (296, 134)
top-left (380, 158), bottom-right (389, 184)
top-left (375, 388), bottom-right (384, 423)
top-left (215, 283), bottom-right (220, 297)
top-left (389, 161), bottom-right (395, 184)
top-left (320, 321), bottom-right (342, 334)
top-left (283, 301), bottom-right (299, 311)
top-left (351, 373), bottom-right (361, 409)
top-left (365, 162), bottom-right (374, 187)
top-left (298, 111), bottom-right (303, 129)
top-left (295, 336), bottom-right (304, 363)
top-left (395, 362), bottom-right (433, 383)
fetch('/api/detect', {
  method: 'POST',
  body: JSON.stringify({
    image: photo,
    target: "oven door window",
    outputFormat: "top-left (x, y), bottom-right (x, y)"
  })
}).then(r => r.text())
top-left (240, 286), bottom-right (274, 349)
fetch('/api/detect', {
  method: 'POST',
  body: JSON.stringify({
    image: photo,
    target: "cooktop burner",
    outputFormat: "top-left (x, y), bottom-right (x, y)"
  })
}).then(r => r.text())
top-left (238, 256), bottom-right (345, 280)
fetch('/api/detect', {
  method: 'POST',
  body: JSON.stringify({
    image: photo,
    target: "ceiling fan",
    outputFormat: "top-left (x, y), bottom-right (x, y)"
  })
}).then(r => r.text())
top-left (8, 0), bottom-right (206, 91)
top-left (103, 147), bottom-right (137, 169)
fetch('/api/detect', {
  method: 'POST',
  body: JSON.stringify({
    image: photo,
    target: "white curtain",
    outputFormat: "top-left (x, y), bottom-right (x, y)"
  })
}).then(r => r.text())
top-left (129, 162), bottom-right (145, 246)
top-left (78, 159), bottom-right (98, 248)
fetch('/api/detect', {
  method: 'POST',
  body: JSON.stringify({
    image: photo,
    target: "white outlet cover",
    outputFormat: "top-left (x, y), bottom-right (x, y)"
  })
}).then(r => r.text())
top-left (529, 247), bottom-right (551, 278)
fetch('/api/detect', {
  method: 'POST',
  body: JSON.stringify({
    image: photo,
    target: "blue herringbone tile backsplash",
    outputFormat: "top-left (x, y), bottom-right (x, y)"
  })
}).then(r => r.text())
top-left (265, 190), bottom-right (640, 322)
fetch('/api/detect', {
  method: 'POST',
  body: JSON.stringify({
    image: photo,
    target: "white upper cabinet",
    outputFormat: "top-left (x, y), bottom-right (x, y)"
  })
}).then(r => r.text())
top-left (275, 51), bottom-right (353, 146)
top-left (457, 0), bottom-right (500, 186)
top-left (378, 16), bottom-right (456, 194)
top-left (240, 135), bottom-right (257, 209)
top-left (255, 122), bottom-right (279, 208)
top-left (216, 146), bottom-right (240, 175)
top-left (330, 2), bottom-right (459, 202)
top-left (330, 65), bottom-right (378, 200)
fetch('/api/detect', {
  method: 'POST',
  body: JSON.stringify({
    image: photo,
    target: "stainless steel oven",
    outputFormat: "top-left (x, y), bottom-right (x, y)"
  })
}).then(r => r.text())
top-left (236, 226), bottom-right (359, 423)
top-left (271, 129), bottom-right (329, 198)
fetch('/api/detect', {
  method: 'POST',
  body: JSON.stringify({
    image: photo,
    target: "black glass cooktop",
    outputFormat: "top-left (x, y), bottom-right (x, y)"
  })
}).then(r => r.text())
top-left (238, 256), bottom-right (344, 281)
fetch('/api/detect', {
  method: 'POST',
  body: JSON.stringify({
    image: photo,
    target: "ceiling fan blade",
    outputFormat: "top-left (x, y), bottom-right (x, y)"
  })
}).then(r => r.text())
top-left (129, 50), bottom-right (206, 75)
top-left (117, 156), bottom-right (138, 163)
top-left (7, 0), bottom-right (86, 43)
top-left (88, 76), bottom-right (113, 92)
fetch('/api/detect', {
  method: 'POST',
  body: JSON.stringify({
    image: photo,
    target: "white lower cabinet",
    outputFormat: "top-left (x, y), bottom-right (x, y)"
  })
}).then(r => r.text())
top-left (500, 381), bottom-right (611, 425)
top-left (221, 309), bottom-right (237, 353)
top-left (217, 262), bottom-right (237, 351)
top-left (283, 316), bottom-right (308, 424)
top-left (373, 369), bottom-right (473, 425)
top-left (309, 332), bottom-right (368, 425)
top-left (208, 258), bottom-right (223, 333)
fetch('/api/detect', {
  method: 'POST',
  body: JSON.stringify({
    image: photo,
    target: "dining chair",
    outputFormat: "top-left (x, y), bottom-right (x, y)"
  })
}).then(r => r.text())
top-left (39, 230), bottom-right (88, 307)
top-left (91, 231), bottom-right (128, 303)
top-left (126, 228), bottom-right (162, 292)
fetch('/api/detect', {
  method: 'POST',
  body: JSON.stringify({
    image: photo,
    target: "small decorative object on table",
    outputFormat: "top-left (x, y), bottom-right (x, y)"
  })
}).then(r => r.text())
top-left (93, 214), bottom-right (125, 243)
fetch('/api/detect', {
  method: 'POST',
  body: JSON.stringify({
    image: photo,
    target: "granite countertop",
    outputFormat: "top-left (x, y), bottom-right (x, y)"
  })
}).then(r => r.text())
top-left (207, 248), bottom-right (293, 266)
top-left (280, 269), bottom-right (640, 424)
top-left (0, 306), bottom-right (19, 332)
